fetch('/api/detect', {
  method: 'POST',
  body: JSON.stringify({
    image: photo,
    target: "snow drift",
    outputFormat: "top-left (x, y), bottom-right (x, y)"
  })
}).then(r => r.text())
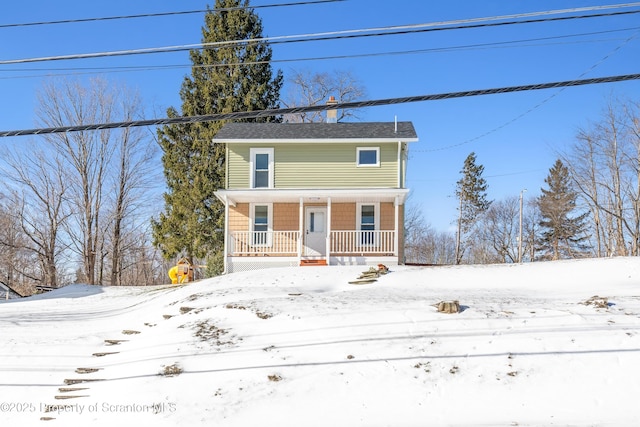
top-left (1, 257), bottom-right (639, 426)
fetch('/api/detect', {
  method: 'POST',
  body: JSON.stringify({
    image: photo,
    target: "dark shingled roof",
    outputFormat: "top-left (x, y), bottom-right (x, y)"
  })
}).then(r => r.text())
top-left (213, 122), bottom-right (418, 141)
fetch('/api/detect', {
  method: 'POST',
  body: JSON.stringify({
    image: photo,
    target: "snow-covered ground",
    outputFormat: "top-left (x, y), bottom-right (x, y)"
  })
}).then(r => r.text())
top-left (1, 258), bottom-right (640, 426)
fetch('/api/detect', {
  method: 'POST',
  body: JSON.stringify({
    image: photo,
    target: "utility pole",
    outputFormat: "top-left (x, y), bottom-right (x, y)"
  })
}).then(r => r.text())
top-left (518, 189), bottom-right (527, 263)
top-left (455, 194), bottom-right (462, 264)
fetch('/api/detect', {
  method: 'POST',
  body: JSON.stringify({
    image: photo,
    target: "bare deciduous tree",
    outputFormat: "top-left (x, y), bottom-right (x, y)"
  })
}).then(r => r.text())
top-left (0, 147), bottom-right (70, 288)
top-left (281, 69), bottom-right (367, 123)
top-left (32, 77), bottom-right (159, 285)
top-left (524, 199), bottom-right (542, 262)
top-left (36, 79), bottom-right (115, 284)
top-left (477, 197), bottom-right (520, 263)
top-left (107, 92), bottom-right (158, 285)
top-left (0, 194), bottom-right (39, 295)
top-left (564, 132), bottom-right (607, 256)
top-left (404, 203), bottom-right (456, 265)
top-left (563, 97), bottom-right (640, 256)
top-left (117, 228), bottom-right (166, 286)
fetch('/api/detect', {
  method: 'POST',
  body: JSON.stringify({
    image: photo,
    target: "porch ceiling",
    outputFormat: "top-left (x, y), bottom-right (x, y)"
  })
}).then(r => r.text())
top-left (215, 188), bottom-right (409, 205)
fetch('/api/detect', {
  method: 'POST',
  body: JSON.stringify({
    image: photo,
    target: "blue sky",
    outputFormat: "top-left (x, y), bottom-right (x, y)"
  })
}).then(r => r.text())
top-left (2, 0), bottom-right (639, 231)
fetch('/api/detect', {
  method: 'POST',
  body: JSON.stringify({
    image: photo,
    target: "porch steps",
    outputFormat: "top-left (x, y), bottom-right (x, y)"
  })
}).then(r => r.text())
top-left (300, 259), bottom-right (328, 266)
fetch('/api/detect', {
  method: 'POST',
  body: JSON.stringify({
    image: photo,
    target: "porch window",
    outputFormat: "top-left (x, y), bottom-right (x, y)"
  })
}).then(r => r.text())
top-left (250, 148), bottom-right (274, 188)
top-left (251, 203), bottom-right (272, 246)
top-left (309, 211), bottom-right (325, 233)
top-left (357, 203), bottom-right (379, 245)
top-left (357, 147), bottom-right (379, 167)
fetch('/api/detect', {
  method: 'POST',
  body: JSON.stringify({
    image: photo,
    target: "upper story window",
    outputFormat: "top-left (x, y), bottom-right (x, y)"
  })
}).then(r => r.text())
top-left (250, 148), bottom-right (274, 188)
top-left (357, 147), bottom-right (380, 167)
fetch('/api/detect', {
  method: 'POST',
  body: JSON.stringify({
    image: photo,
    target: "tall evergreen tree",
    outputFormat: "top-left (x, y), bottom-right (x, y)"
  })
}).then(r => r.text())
top-left (537, 159), bottom-right (590, 260)
top-left (152, 0), bottom-right (283, 264)
top-left (455, 152), bottom-right (491, 263)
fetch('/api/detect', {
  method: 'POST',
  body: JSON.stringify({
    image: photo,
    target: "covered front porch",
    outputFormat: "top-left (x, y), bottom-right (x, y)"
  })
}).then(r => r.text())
top-left (215, 188), bottom-right (408, 273)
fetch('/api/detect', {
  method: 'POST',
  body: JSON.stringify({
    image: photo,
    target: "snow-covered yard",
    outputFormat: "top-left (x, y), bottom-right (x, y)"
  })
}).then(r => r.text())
top-left (2, 258), bottom-right (640, 426)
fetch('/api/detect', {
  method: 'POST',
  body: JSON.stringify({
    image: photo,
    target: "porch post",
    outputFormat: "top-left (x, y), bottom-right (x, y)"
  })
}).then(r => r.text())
top-left (394, 196), bottom-right (399, 258)
top-left (298, 197), bottom-right (304, 263)
top-left (326, 197), bottom-right (332, 265)
top-left (223, 195), bottom-right (230, 274)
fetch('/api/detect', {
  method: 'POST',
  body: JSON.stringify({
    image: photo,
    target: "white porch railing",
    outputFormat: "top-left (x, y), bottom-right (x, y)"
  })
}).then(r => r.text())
top-left (230, 231), bottom-right (300, 255)
top-left (228, 230), bottom-right (396, 256)
top-left (330, 230), bottom-right (396, 254)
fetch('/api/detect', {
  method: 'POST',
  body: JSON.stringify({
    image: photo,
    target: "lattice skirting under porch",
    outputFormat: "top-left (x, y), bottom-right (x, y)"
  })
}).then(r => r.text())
top-left (225, 256), bottom-right (399, 273)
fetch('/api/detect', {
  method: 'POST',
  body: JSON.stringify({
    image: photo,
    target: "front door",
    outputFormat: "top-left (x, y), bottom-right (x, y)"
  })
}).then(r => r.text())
top-left (304, 207), bottom-right (327, 256)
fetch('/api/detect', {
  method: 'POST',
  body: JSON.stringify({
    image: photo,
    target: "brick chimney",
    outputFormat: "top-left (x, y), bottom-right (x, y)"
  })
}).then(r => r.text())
top-left (326, 95), bottom-right (338, 123)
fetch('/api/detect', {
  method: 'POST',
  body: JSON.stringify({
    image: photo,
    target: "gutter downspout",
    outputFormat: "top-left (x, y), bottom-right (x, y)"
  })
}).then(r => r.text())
top-left (397, 140), bottom-right (402, 188)
top-left (225, 144), bottom-right (229, 189)
top-left (326, 197), bottom-right (332, 265)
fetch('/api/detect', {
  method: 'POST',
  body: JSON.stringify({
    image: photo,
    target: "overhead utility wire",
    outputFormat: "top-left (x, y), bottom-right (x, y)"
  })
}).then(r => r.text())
top-left (1, 73), bottom-right (638, 138)
top-left (2, 7), bottom-right (640, 65)
top-left (269, 10), bottom-right (640, 43)
top-left (25, 27), bottom-right (640, 71)
top-left (4, 27), bottom-right (637, 76)
top-left (1, 1), bottom-right (633, 30)
top-left (422, 27), bottom-right (640, 153)
top-left (0, 0), bottom-right (344, 28)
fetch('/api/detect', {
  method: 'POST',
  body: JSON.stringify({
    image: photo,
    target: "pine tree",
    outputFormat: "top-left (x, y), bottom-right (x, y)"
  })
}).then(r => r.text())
top-left (537, 159), bottom-right (590, 260)
top-left (152, 0), bottom-right (283, 264)
top-left (455, 152), bottom-right (492, 263)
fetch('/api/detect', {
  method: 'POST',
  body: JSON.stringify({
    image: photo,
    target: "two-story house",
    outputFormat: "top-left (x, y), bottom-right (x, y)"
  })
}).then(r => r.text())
top-left (213, 120), bottom-right (418, 273)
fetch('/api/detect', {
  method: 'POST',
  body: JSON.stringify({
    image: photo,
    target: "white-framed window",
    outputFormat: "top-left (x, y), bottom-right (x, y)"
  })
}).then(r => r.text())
top-left (250, 203), bottom-right (273, 246)
top-left (356, 147), bottom-right (380, 167)
top-left (356, 202), bottom-right (379, 245)
top-left (250, 148), bottom-right (274, 188)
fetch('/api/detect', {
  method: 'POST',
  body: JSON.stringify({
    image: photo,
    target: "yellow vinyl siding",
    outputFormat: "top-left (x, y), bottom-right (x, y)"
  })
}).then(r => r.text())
top-left (227, 147), bottom-right (251, 189)
top-left (227, 142), bottom-right (399, 189)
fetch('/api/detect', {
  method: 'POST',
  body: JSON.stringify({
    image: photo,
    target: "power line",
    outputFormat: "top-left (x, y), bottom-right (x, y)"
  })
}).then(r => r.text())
top-left (1, 73), bottom-right (638, 138)
top-left (421, 27), bottom-right (640, 153)
top-left (0, 0), bottom-right (345, 29)
top-left (3, 6), bottom-right (640, 65)
top-left (272, 10), bottom-right (640, 46)
top-left (3, 26), bottom-right (637, 79)
top-left (6, 28), bottom-right (639, 83)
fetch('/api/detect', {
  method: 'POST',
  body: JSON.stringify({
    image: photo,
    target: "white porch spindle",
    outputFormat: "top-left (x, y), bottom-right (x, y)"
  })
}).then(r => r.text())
top-left (228, 230), bottom-right (396, 256)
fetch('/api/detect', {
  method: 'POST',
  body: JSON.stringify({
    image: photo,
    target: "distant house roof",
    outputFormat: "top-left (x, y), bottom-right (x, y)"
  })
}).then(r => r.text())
top-left (213, 122), bottom-right (418, 143)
